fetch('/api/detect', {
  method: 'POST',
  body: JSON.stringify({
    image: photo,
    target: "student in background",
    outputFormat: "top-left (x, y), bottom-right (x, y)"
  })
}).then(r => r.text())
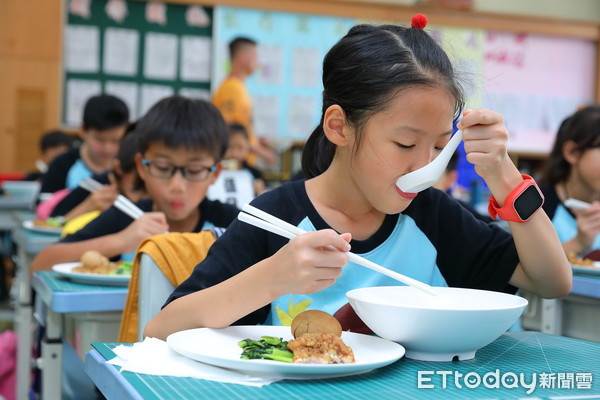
top-left (41, 94), bottom-right (129, 193)
top-left (433, 152), bottom-right (493, 223)
top-left (212, 37), bottom-right (276, 167)
top-left (25, 130), bottom-right (76, 181)
top-left (539, 105), bottom-right (600, 257)
top-left (51, 127), bottom-right (146, 224)
top-left (146, 18), bottom-right (570, 339)
top-left (30, 96), bottom-right (239, 273)
top-left (207, 123), bottom-right (267, 207)
top-left (223, 123), bottom-right (267, 195)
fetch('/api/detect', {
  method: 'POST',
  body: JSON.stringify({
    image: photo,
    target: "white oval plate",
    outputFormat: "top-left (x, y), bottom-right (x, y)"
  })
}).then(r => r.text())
top-left (167, 325), bottom-right (405, 379)
top-left (23, 219), bottom-right (63, 235)
top-left (52, 262), bottom-right (130, 287)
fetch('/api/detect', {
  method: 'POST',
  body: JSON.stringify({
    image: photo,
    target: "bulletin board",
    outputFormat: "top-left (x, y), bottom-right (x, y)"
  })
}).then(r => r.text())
top-left (62, 0), bottom-right (213, 126)
top-left (212, 6), bottom-right (355, 142)
top-left (431, 26), bottom-right (596, 188)
top-left (434, 27), bottom-right (596, 154)
top-left (212, 6), bottom-right (596, 153)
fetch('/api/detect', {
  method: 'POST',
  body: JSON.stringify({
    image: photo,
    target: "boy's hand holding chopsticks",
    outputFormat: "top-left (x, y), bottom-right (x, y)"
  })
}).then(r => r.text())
top-left (87, 184), bottom-right (118, 211)
top-left (115, 212), bottom-right (169, 253)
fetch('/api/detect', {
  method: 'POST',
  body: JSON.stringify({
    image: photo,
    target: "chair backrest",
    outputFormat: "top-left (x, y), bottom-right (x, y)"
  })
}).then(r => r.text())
top-left (137, 253), bottom-right (175, 341)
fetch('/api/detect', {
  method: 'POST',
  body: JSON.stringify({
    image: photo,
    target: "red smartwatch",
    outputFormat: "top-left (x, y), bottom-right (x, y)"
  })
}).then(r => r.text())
top-left (488, 174), bottom-right (544, 223)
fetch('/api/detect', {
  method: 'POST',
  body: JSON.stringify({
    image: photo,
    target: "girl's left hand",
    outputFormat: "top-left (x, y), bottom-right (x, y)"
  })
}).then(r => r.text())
top-left (457, 109), bottom-right (522, 191)
top-left (573, 202), bottom-right (600, 251)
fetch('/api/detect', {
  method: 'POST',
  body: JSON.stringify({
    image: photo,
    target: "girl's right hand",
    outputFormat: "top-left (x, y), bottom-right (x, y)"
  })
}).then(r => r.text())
top-left (266, 229), bottom-right (352, 296)
top-left (118, 212), bottom-right (169, 253)
top-left (574, 201), bottom-right (600, 252)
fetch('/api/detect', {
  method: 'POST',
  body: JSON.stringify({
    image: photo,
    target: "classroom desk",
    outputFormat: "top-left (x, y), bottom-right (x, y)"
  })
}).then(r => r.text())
top-left (12, 228), bottom-right (61, 400)
top-left (527, 271), bottom-right (600, 339)
top-left (0, 198), bottom-right (32, 230)
top-left (85, 331), bottom-right (600, 400)
top-left (31, 271), bottom-right (128, 399)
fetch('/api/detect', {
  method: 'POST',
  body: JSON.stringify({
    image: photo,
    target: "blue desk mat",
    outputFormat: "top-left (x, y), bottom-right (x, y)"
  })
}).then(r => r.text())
top-left (39, 271), bottom-right (128, 292)
top-left (91, 332), bottom-right (600, 400)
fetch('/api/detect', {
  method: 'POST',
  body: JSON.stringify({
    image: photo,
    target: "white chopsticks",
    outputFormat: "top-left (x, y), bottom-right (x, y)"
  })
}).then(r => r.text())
top-left (564, 198), bottom-right (592, 211)
top-left (238, 204), bottom-right (437, 296)
top-left (79, 178), bottom-right (144, 220)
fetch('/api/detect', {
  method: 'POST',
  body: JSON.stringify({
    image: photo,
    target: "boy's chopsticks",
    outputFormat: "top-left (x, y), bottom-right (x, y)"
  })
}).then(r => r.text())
top-left (238, 204), bottom-right (437, 296)
top-left (79, 178), bottom-right (144, 220)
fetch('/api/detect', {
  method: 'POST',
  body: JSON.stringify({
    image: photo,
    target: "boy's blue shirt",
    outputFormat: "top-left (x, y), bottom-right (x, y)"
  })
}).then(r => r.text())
top-left (41, 147), bottom-right (82, 193)
top-left (66, 158), bottom-right (93, 189)
top-left (167, 180), bottom-right (519, 331)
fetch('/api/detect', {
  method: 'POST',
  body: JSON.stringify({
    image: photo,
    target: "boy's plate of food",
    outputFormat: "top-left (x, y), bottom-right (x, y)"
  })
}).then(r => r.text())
top-left (166, 324), bottom-right (405, 379)
top-left (23, 217), bottom-right (65, 234)
top-left (52, 250), bottom-right (133, 286)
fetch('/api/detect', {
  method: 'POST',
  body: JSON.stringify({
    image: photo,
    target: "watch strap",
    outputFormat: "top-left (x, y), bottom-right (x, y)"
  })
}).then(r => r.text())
top-left (488, 174), bottom-right (543, 223)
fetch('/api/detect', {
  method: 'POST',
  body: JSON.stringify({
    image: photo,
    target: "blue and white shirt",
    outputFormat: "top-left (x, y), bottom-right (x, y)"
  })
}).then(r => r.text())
top-left (167, 180), bottom-right (519, 331)
top-left (541, 185), bottom-right (600, 251)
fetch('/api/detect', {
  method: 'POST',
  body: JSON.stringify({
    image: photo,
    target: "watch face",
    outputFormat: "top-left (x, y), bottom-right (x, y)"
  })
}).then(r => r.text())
top-left (514, 185), bottom-right (544, 220)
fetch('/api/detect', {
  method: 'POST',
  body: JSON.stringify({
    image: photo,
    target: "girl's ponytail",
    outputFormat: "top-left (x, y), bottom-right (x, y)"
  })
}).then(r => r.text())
top-left (301, 124), bottom-right (336, 179)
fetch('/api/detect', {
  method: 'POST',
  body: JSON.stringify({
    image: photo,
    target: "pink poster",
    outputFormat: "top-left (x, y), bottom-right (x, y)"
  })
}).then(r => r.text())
top-left (484, 31), bottom-right (595, 98)
top-left (483, 31), bottom-right (596, 153)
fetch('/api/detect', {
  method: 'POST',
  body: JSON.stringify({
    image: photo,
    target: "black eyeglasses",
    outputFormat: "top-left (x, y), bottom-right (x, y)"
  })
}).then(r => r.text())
top-left (141, 159), bottom-right (216, 182)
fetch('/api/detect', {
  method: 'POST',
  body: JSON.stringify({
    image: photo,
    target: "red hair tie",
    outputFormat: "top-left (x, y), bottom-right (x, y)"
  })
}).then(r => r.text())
top-left (411, 14), bottom-right (428, 29)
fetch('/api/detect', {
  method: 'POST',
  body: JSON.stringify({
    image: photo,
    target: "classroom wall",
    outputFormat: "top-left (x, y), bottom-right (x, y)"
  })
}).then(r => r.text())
top-left (474, 0), bottom-right (600, 23)
top-left (349, 0), bottom-right (600, 23)
top-left (0, 0), bottom-right (63, 173)
top-left (1, 0), bottom-right (599, 173)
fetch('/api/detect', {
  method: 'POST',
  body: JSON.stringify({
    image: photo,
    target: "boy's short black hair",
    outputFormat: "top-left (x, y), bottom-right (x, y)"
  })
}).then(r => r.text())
top-left (82, 94), bottom-right (130, 131)
top-left (118, 125), bottom-right (139, 174)
top-left (228, 123), bottom-right (248, 139)
top-left (229, 37), bottom-right (257, 59)
top-left (137, 96), bottom-right (228, 162)
top-left (40, 130), bottom-right (75, 152)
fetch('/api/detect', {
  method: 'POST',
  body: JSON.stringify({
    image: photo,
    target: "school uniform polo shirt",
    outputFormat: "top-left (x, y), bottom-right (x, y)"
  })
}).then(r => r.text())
top-left (41, 147), bottom-right (93, 193)
top-left (541, 185), bottom-right (600, 250)
top-left (167, 180), bottom-right (519, 331)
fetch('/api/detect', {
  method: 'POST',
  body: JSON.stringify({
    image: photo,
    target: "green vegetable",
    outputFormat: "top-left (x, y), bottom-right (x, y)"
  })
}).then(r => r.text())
top-left (110, 261), bottom-right (133, 276)
top-left (45, 217), bottom-right (65, 227)
top-left (238, 336), bottom-right (293, 363)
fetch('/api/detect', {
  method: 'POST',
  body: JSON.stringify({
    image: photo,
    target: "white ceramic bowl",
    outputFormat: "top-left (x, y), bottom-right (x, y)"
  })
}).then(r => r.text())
top-left (347, 286), bottom-right (528, 362)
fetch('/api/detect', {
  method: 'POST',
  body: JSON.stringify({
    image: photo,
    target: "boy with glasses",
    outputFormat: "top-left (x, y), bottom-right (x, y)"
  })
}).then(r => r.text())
top-left (31, 96), bottom-right (239, 272)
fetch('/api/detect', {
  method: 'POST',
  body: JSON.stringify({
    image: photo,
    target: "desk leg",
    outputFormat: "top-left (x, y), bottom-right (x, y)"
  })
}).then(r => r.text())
top-left (41, 309), bottom-right (63, 399)
top-left (541, 298), bottom-right (563, 335)
top-left (14, 248), bottom-right (33, 400)
top-left (15, 303), bottom-right (33, 400)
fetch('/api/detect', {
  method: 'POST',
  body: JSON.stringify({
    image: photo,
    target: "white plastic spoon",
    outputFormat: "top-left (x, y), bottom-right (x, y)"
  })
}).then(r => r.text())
top-left (396, 130), bottom-right (463, 194)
